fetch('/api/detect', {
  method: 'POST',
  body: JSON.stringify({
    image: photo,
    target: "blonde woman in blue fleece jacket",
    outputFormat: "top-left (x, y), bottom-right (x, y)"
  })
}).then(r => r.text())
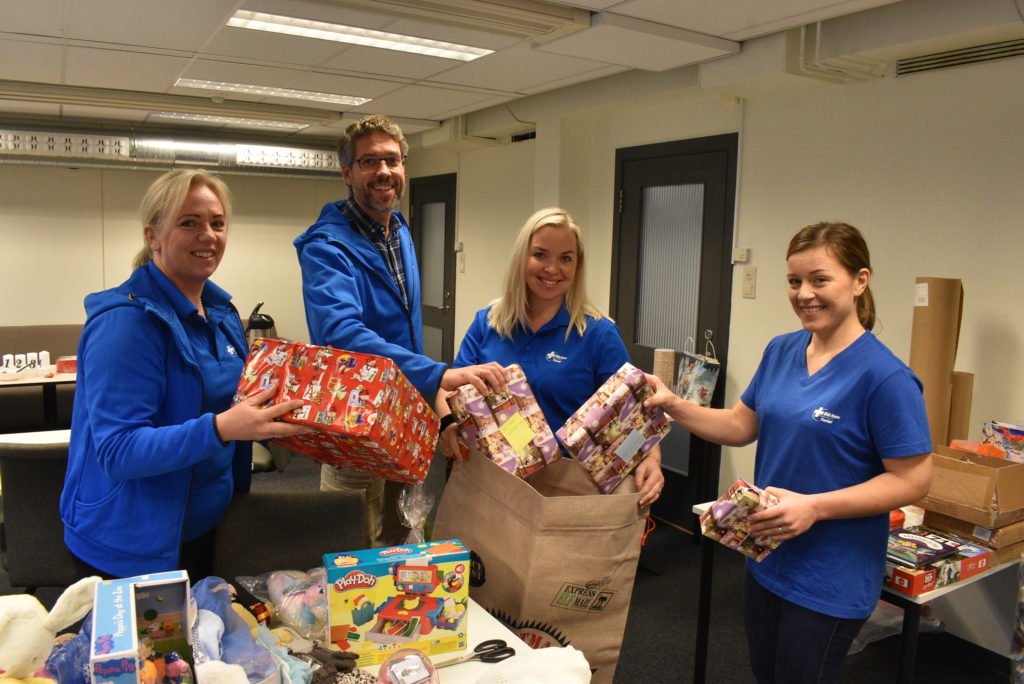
top-left (61, 169), bottom-right (308, 580)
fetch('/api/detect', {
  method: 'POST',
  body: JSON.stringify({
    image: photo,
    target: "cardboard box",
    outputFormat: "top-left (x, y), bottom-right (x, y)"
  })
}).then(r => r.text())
top-left (90, 571), bottom-right (191, 684)
top-left (325, 540), bottom-right (470, 666)
top-left (556, 363), bottom-right (670, 493)
top-left (989, 538), bottom-right (1024, 565)
top-left (446, 363), bottom-right (559, 478)
top-left (235, 338), bottom-right (438, 483)
top-left (916, 445), bottom-right (1024, 528)
top-left (923, 510), bottom-right (1024, 549)
top-left (699, 479), bottom-right (781, 562)
top-left (884, 526), bottom-right (992, 597)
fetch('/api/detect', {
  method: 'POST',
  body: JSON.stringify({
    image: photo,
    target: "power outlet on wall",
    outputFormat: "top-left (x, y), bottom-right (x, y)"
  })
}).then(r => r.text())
top-left (742, 265), bottom-right (757, 299)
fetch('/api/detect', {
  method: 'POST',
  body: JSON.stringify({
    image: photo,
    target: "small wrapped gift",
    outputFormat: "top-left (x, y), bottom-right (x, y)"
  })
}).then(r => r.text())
top-left (446, 363), bottom-right (559, 478)
top-left (234, 338), bottom-right (438, 483)
top-left (700, 480), bottom-right (781, 562)
top-left (556, 362), bottom-right (670, 493)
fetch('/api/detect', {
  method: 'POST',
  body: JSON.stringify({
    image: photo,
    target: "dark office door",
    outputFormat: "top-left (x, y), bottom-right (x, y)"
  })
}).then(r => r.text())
top-left (611, 133), bottom-right (737, 528)
top-left (409, 173), bottom-right (457, 364)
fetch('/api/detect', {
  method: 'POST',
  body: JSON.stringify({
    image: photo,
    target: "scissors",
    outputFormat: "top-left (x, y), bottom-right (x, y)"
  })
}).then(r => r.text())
top-left (433, 639), bottom-right (516, 668)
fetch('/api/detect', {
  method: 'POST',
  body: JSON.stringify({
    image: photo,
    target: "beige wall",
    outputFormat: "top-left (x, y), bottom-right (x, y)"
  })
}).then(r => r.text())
top-left (2, 51), bottom-right (1022, 493)
top-left (0, 166), bottom-right (342, 342)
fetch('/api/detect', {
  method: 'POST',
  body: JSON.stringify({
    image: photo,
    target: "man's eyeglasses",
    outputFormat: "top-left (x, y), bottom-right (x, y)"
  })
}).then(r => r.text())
top-left (352, 155), bottom-right (407, 171)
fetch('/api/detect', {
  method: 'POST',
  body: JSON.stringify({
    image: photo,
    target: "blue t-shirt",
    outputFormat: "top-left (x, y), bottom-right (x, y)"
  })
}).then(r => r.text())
top-left (152, 269), bottom-right (241, 541)
top-left (453, 306), bottom-right (628, 429)
top-left (740, 329), bottom-right (931, 619)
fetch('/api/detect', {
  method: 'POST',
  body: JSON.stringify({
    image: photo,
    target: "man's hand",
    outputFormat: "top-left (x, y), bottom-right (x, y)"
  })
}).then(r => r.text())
top-left (441, 363), bottom-right (510, 395)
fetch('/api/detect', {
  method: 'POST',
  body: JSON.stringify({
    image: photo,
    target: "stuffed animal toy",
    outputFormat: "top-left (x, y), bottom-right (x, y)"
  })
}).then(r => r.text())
top-left (0, 576), bottom-right (100, 681)
top-left (266, 569), bottom-right (327, 640)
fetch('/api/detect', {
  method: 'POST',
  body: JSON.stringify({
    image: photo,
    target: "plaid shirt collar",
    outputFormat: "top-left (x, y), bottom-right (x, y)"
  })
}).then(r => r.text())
top-left (342, 200), bottom-right (409, 309)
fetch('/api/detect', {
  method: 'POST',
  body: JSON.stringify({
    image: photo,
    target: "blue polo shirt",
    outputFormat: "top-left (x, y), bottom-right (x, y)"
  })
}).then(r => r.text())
top-left (151, 266), bottom-right (242, 540)
top-left (453, 306), bottom-right (629, 429)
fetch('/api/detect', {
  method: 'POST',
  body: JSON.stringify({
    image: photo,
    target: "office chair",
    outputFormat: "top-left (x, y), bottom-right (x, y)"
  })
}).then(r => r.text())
top-left (0, 441), bottom-right (80, 593)
top-left (211, 489), bottom-right (368, 582)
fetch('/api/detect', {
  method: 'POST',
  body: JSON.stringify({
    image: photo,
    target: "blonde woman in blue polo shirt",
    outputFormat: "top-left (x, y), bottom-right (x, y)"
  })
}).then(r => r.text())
top-left (438, 207), bottom-right (664, 507)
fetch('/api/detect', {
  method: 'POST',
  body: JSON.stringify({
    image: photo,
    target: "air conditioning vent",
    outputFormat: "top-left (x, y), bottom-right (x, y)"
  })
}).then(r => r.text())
top-left (896, 39), bottom-right (1024, 76)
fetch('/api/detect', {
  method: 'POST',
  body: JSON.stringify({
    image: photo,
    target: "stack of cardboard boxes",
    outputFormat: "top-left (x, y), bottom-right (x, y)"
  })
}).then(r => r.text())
top-left (887, 445), bottom-right (1024, 596)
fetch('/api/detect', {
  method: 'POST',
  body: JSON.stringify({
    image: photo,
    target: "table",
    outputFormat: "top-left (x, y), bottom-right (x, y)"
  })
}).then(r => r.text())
top-left (0, 428), bottom-right (71, 444)
top-left (880, 559), bottom-right (1018, 684)
top-left (691, 501), bottom-right (1020, 684)
top-left (0, 372), bottom-right (76, 427)
top-left (362, 598), bottom-right (531, 682)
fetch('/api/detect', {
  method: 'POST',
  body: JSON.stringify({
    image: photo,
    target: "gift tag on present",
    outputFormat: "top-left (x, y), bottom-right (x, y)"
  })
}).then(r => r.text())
top-left (675, 338), bottom-right (720, 408)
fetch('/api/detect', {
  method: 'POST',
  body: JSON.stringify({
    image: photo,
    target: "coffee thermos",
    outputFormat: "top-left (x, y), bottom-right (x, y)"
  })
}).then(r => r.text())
top-left (245, 302), bottom-right (277, 348)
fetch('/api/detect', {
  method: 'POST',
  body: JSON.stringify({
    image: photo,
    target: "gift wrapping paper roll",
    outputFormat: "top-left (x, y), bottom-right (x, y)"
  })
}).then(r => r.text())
top-left (908, 277), bottom-right (963, 448)
top-left (653, 348), bottom-right (676, 387)
top-left (947, 371), bottom-right (974, 443)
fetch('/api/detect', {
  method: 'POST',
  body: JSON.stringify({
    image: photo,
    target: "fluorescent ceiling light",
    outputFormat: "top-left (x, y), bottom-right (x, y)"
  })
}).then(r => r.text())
top-left (150, 112), bottom-right (308, 130)
top-left (227, 9), bottom-right (493, 61)
top-left (175, 78), bottom-right (370, 106)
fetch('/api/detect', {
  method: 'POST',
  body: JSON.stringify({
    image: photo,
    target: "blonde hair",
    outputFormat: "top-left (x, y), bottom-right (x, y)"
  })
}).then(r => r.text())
top-left (132, 169), bottom-right (232, 269)
top-left (487, 207), bottom-right (606, 339)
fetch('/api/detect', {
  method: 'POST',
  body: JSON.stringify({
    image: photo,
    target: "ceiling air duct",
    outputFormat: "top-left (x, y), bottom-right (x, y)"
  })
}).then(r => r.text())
top-left (896, 39), bottom-right (1024, 76)
top-left (0, 126), bottom-right (339, 178)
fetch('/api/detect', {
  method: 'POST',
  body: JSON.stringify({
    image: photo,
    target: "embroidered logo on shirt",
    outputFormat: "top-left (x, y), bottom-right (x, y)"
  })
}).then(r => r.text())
top-left (545, 351), bottom-right (567, 363)
top-left (226, 345), bottom-right (237, 356)
top-left (812, 406), bottom-right (840, 424)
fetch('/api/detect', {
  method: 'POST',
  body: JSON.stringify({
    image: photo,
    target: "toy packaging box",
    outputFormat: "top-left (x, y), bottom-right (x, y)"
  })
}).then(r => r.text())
top-left (982, 420), bottom-right (1024, 463)
top-left (89, 570), bottom-right (192, 684)
top-left (324, 540), bottom-right (470, 666)
top-left (885, 526), bottom-right (992, 596)
top-left (445, 363), bottom-right (560, 478)
top-left (556, 362), bottom-right (670, 493)
top-left (700, 480), bottom-right (782, 562)
top-left (235, 338), bottom-right (439, 483)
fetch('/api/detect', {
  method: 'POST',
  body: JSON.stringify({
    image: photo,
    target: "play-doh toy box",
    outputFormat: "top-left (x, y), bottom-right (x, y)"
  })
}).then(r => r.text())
top-left (89, 570), bottom-right (192, 684)
top-left (324, 540), bottom-right (470, 666)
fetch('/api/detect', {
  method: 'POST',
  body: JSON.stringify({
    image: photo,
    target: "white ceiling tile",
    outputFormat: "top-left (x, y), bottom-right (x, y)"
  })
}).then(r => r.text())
top-left (210, 27), bottom-right (347, 66)
top-left (383, 17), bottom-right (522, 51)
top-left (0, 0), bottom-right (67, 35)
top-left (607, 0), bottom-right (902, 41)
top-left (0, 39), bottom-right (63, 83)
top-left (318, 44), bottom-right (458, 81)
top-left (519, 64), bottom-right (629, 95)
top-left (64, 47), bottom-right (191, 90)
top-left (285, 72), bottom-right (402, 99)
top-left (65, 0), bottom-right (237, 51)
top-left (239, 0), bottom-right (394, 30)
top-left (437, 42), bottom-right (607, 93)
top-left (533, 13), bottom-right (738, 71)
top-left (352, 85), bottom-right (496, 121)
top-left (179, 61), bottom-right (304, 89)
top-left (0, 101), bottom-right (62, 117)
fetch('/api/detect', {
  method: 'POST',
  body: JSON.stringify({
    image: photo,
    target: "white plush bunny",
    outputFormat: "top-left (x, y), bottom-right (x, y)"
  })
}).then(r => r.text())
top-left (0, 576), bottom-right (100, 680)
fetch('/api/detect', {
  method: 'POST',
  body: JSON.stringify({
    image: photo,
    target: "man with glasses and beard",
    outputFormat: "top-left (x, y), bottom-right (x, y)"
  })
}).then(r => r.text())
top-left (295, 114), bottom-right (506, 546)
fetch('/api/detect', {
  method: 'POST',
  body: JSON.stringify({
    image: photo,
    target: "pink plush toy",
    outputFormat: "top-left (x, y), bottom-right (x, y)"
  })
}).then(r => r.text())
top-left (265, 569), bottom-right (327, 640)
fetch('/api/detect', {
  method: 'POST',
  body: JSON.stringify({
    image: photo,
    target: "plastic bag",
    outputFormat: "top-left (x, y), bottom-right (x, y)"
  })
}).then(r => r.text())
top-left (848, 599), bottom-right (942, 655)
top-left (1012, 551), bottom-right (1024, 683)
top-left (191, 576), bottom-right (279, 683)
top-left (236, 567), bottom-right (328, 641)
top-left (399, 482), bottom-right (434, 544)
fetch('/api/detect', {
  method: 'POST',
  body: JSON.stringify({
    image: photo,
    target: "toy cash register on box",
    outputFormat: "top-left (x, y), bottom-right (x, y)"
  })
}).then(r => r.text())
top-left (325, 540), bottom-right (469, 666)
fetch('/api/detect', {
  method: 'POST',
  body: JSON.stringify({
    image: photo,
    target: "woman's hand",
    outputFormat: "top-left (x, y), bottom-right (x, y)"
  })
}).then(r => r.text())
top-left (642, 373), bottom-right (683, 419)
top-left (634, 450), bottom-right (665, 507)
top-left (215, 384), bottom-right (311, 443)
top-left (438, 422), bottom-right (463, 461)
top-left (746, 488), bottom-right (817, 541)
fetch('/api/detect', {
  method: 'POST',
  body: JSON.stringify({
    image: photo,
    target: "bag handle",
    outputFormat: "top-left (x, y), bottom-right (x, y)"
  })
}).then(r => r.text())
top-left (684, 337), bottom-right (696, 354)
top-left (705, 340), bottom-right (717, 359)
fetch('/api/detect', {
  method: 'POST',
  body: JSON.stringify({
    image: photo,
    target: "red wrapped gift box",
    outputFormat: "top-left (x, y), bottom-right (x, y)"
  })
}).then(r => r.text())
top-left (234, 338), bottom-right (438, 483)
top-left (556, 362), bottom-right (670, 493)
top-left (445, 363), bottom-right (560, 478)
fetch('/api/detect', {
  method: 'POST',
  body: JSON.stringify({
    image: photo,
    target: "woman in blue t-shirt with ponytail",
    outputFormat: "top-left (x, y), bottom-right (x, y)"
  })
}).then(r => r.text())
top-left (645, 222), bottom-right (932, 683)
